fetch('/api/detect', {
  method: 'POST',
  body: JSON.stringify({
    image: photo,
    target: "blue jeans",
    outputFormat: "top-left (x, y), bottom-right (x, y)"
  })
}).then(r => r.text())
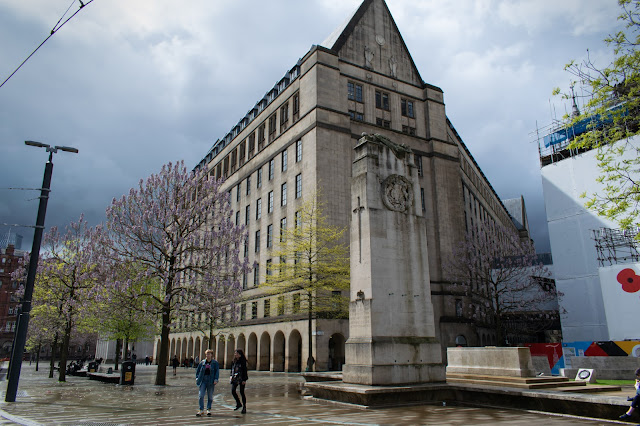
top-left (198, 382), bottom-right (215, 411)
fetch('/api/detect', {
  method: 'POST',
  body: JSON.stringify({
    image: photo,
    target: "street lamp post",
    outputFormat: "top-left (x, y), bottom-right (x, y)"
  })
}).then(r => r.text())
top-left (5, 141), bottom-right (78, 403)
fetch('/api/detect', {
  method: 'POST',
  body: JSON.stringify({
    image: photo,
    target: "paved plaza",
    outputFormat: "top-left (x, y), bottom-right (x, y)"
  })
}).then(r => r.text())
top-left (0, 363), bottom-right (630, 425)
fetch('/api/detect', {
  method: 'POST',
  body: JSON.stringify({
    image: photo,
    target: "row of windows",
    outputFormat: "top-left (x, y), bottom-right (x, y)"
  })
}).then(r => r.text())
top-left (235, 174), bottom-right (303, 228)
top-left (234, 140), bottom-right (302, 203)
top-left (348, 82), bottom-right (415, 118)
top-left (210, 93), bottom-right (300, 181)
top-left (240, 293), bottom-right (302, 320)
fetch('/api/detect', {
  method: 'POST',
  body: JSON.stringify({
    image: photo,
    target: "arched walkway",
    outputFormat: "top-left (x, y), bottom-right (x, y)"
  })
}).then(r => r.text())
top-left (169, 339), bottom-right (175, 358)
top-left (259, 332), bottom-right (271, 371)
top-left (217, 336), bottom-right (226, 367)
top-left (187, 337), bottom-right (194, 359)
top-left (273, 331), bottom-right (285, 372)
top-left (237, 334), bottom-right (246, 356)
top-left (194, 337), bottom-right (201, 362)
top-left (247, 333), bottom-right (258, 370)
top-left (287, 330), bottom-right (302, 372)
top-left (328, 333), bottom-right (345, 371)
top-left (225, 335), bottom-right (236, 369)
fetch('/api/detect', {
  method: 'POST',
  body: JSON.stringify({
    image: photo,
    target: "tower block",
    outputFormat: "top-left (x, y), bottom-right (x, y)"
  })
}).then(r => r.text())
top-left (342, 134), bottom-right (445, 385)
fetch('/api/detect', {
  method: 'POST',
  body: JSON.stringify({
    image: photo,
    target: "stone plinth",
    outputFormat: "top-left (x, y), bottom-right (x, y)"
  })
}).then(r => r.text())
top-left (446, 347), bottom-right (536, 378)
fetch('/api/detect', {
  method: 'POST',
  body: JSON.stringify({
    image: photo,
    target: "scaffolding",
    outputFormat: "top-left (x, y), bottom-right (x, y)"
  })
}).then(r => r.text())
top-left (593, 227), bottom-right (640, 266)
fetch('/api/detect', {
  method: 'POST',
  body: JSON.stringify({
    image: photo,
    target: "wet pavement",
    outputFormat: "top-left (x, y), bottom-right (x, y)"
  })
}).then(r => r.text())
top-left (0, 363), bottom-right (631, 425)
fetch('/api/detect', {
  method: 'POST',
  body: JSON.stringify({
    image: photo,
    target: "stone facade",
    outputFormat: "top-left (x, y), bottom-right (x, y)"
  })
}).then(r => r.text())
top-left (158, 0), bottom-right (521, 371)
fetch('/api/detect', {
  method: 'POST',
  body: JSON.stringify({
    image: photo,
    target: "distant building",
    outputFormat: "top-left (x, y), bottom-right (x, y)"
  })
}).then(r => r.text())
top-left (538, 120), bottom-right (640, 341)
top-left (0, 230), bottom-right (22, 250)
top-left (0, 245), bottom-right (24, 356)
top-left (160, 0), bottom-right (531, 370)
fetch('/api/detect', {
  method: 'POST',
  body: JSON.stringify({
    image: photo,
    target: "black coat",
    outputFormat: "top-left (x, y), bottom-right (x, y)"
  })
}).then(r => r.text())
top-left (230, 358), bottom-right (248, 382)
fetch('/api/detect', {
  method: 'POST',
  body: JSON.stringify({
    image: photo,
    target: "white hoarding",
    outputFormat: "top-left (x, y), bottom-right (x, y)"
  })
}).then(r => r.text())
top-left (599, 263), bottom-right (640, 340)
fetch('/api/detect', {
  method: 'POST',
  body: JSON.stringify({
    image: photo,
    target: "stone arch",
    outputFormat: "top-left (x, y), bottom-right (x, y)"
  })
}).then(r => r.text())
top-left (194, 337), bottom-right (201, 362)
top-left (328, 333), bottom-right (346, 371)
top-left (237, 334), bottom-right (246, 355)
top-left (273, 331), bottom-right (285, 372)
top-left (259, 332), bottom-right (271, 371)
top-left (181, 337), bottom-right (188, 362)
top-left (170, 338), bottom-right (175, 357)
top-left (188, 337), bottom-right (194, 359)
top-left (247, 333), bottom-right (258, 370)
top-left (287, 329), bottom-right (302, 372)
top-left (225, 335), bottom-right (236, 369)
top-left (217, 335), bottom-right (226, 367)
top-left (455, 335), bottom-right (468, 347)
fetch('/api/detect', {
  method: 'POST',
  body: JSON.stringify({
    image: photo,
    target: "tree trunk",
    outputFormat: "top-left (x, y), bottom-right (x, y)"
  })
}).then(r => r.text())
top-left (58, 318), bottom-right (73, 382)
top-left (306, 294), bottom-right (314, 372)
top-left (35, 343), bottom-right (41, 372)
top-left (123, 336), bottom-right (129, 360)
top-left (49, 333), bottom-right (58, 378)
top-left (155, 303), bottom-right (170, 385)
top-left (114, 339), bottom-right (121, 371)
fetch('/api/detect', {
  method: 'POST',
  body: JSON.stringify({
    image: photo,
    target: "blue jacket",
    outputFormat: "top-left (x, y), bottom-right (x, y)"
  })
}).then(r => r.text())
top-left (196, 359), bottom-right (219, 386)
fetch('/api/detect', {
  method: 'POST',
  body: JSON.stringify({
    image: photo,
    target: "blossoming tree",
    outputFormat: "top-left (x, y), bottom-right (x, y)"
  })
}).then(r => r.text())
top-left (101, 161), bottom-right (248, 385)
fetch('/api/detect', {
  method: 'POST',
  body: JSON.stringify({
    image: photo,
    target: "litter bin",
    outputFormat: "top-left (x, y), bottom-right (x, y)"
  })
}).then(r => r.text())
top-left (120, 361), bottom-right (135, 385)
top-left (88, 361), bottom-right (98, 373)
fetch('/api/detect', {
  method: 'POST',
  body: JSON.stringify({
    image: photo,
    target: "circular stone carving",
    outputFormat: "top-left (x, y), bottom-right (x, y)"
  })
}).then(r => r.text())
top-left (375, 34), bottom-right (386, 46)
top-left (382, 175), bottom-right (413, 212)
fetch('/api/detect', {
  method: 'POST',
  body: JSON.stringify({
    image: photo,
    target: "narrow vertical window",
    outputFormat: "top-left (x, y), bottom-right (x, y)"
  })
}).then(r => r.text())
top-left (245, 205), bottom-right (250, 225)
top-left (237, 183), bottom-right (241, 202)
top-left (266, 259), bottom-right (272, 276)
top-left (246, 176), bottom-right (251, 195)
top-left (295, 211), bottom-right (301, 228)
top-left (268, 191), bottom-right (274, 213)
top-left (264, 299), bottom-right (270, 318)
top-left (257, 167), bottom-right (262, 188)
top-left (269, 159), bottom-right (275, 180)
top-left (267, 224), bottom-right (273, 248)
top-left (255, 230), bottom-right (261, 252)
top-left (254, 264), bottom-right (259, 286)
top-left (415, 154), bottom-right (423, 177)
top-left (256, 198), bottom-right (262, 219)
top-left (421, 188), bottom-right (426, 212)
top-left (295, 174), bottom-right (302, 198)
top-left (251, 302), bottom-right (258, 319)
top-left (281, 182), bottom-right (287, 206)
top-left (293, 93), bottom-right (300, 121)
top-left (282, 149), bottom-right (288, 171)
top-left (235, 211), bottom-right (240, 226)
top-left (296, 140), bottom-right (302, 162)
top-left (280, 217), bottom-right (287, 242)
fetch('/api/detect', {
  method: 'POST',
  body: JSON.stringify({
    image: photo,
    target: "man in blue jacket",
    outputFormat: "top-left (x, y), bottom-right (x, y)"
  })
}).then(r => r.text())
top-left (195, 349), bottom-right (219, 416)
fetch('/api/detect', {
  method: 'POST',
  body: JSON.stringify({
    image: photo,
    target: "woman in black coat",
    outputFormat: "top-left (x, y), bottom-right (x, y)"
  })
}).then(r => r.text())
top-left (230, 349), bottom-right (249, 413)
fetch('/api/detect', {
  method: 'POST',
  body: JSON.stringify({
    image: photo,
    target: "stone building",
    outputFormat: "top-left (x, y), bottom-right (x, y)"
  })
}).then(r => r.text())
top-left (156, 0), bottom-right (525, 371)
top-left (0, 244), bottom-right (23, 357)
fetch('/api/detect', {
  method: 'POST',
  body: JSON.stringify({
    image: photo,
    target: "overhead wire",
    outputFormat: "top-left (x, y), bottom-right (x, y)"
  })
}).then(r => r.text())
top-left (0, 0), bottom-right (95, 90)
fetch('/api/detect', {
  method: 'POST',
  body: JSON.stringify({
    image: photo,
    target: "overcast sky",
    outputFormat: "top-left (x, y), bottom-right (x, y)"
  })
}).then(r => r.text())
top-left (0, 0), bottom-right (623, 254)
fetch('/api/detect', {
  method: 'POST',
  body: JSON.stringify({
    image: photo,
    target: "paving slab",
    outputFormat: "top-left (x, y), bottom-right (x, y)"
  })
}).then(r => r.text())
top-left (0, 363), bottom-right (632, 425)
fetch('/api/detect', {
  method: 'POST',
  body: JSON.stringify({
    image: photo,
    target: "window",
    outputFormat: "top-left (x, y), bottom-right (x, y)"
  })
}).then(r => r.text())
top-left (257, 168), bottom-right (262, 188)
top-left (235, 211), bottom-right (240, 226)
top-left (292, 294), bottom-right (301, 314)
top-left (240, 304), bottom-right (246, 320)
top-left (244, 240), bottom-right (249, 258)
top-left (248, 133), bottom-right (256, 157)
top-left (267, 224), bottom-right (273, 248)
top-left (295, 174), bottom-right (302, 198)
top-left (376, 118), bottom-right (390, 128)
top-left (280, 217), bottom-right (287, 242)
top-left (349, 110), bottom-right (364, 121)
top-left (266, 258), bottom-right (272, 275)
top-left (246, 176), bottom-right (251, 195)
top-left (245, 205), bottom-right (250, 225)
top-left (415, 154), bottom-right (423, 177)
top-left (268, 114), bottom-right (277, 142)
top-left (254, 264), bottom-right (259, 286)
top-left (401, 99), bottom-right (415, 118)
top-left (375, 90), bottom-right (389, 110)
top-left (295, 211), bottom-right (301, 228)
top-left (236, 183), bottom-right (241, 202)
top-left (251, 302), bottom-right (258, 319)
top-left (421, 188), bottom-right (426, 212)
top-left (242, 273), bottom-right (247, 290)
top-left (264, 299), bottom-right (270, 318)
top-left (293, 93), bottom-right (300, 121)
top-left (278, 295), bottom-right (285, 316)
top-left (281, 183), bottom-right (287, 206)
top-left (296, 140), bottom-right (302, 162)
top-left (281, 149), bottom-right (288, 172)
top-left (348, 82), bottom-right (363, 102)
top-left (256, 198), bottom-right (262, 219)
top-left (255, 230), bottom-right (261, 253)
top-left (280, 103), bottom-right (289, 132)
top-left (258, 124), bottom-right (266, 150)
top-left (455, 299), bottom-right (463, 317)
top-left (268, 191), bottom-right (274, 213)
top-left (269, 159), bottom-right (275, 180)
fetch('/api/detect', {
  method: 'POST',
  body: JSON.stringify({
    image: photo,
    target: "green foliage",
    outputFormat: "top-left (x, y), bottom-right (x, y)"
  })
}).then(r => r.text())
top-left (558, 0), bottom-right (640, 233)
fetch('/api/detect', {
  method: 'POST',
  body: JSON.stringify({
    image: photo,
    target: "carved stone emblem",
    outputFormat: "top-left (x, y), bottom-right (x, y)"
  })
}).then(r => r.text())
top-left (382, 174), bottom-right (413, 212)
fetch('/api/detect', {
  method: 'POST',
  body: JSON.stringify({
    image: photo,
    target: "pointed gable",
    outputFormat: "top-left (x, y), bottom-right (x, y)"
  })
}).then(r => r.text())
top-left (322, 0), bottom-right (423, 87)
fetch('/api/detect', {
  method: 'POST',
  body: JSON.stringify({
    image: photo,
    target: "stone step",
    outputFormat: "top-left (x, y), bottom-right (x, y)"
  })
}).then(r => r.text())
top-left (446, 373), bottom-right (572, 385)
top-left (553, 384), bottom-right (622, 393)
top-left (446, 375), bottom-right (584, 390)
